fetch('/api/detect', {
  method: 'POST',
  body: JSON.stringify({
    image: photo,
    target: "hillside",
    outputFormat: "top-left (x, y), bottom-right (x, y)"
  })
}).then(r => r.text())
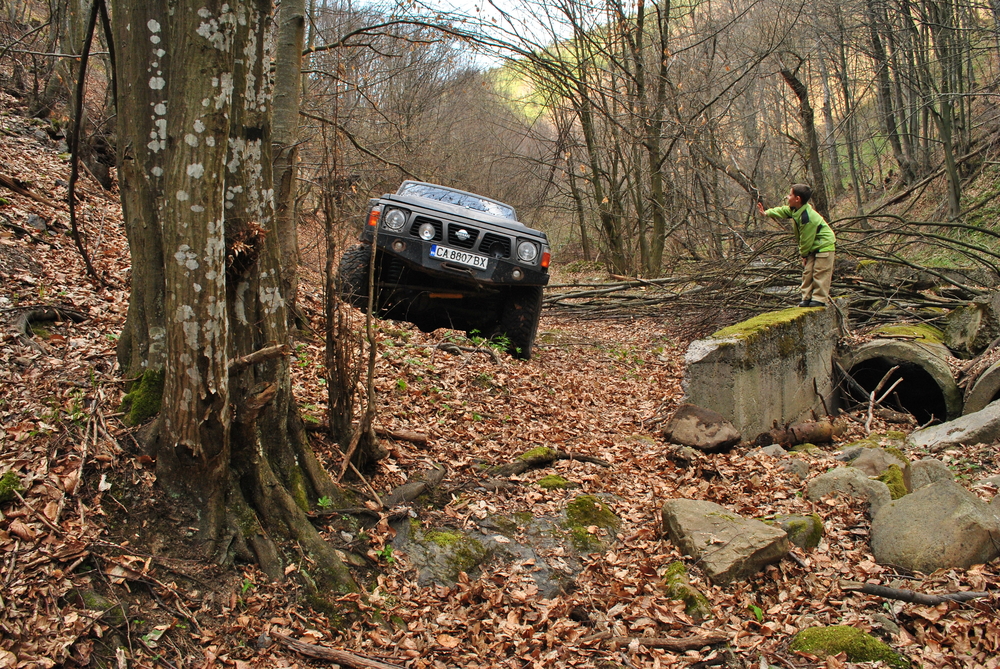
top-left (1, 91), bottom-right (999, 669)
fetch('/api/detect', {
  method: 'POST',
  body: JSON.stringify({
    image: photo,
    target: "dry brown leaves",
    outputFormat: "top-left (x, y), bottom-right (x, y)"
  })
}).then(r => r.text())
top-left (1, 90), bottom-right (999, 669)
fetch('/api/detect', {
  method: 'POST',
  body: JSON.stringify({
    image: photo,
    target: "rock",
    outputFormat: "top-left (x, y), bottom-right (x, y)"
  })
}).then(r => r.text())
top-left (661, 498), bottom-right (789, 584)
top-left (870, 481), bottom-right (1000, 573)
top-left (943, 292), bottom-right (1000, 358)
top-left (789, 625), bottom-right (908, 668)
top-left (33, 129), bottom-right (48, 142)
top-left (906, 458), bottom-right (954, 491)
top-left (659, 562), bottom-right (713, 621)
top-left (755, 444), bottom-right (787, 458)
top-left (767, 514), bottom-right (823, 550)
top-left (908, 401), bottom-right (1000, 451)
top-left (870, 613), bottom-right (901, 637)
top-left (662, 404), bottom-right (741, 452)
top-left (850, 448), bottom-right (906, 477)
top-left (26, 214), bottom-right (46, 231)
top-left (835, 445), bottom-right (866, 462)
top-left (973, 474), bottom-right (1000, 489)
top-left (392, 524), bottom-right (490, 585)
top-left (806, 467), bottom-right (892, 516)
top-left (781, 458), bottom-right (809, 479)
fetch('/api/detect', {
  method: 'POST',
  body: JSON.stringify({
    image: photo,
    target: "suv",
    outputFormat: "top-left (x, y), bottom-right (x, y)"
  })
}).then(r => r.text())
top-left (338, 181), bottom-right (550, 359)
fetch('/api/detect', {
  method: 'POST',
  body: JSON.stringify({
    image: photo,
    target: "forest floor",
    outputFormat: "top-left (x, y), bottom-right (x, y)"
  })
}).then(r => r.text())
top-left (1, 91), bottom-right (1000, 669)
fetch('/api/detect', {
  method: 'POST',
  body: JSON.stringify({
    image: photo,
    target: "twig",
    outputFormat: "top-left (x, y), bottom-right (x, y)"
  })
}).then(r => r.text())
top-left (580, 630), bottom-right (729, 650)
top-left (840, 580), bottom-right (992, 605)
top-left (13, 490), bottom-right (64, 536)
top-left (866, 366), bottom-right (900, 433)
top-left (272, 632), bottom-right (406, 668)
top-left (228, 344), bottom-right (290, 374)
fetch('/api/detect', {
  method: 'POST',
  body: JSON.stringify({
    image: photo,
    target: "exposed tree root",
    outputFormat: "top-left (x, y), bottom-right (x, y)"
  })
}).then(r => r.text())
top-left (490, 448), bottom-right (612, 478)
top-left (272, 632), bottom-right (406, 668)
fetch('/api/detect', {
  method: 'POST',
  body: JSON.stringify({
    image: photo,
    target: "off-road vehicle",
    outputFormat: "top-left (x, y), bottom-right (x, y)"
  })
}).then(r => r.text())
top-left (338, 181), bottom-right (550, 359)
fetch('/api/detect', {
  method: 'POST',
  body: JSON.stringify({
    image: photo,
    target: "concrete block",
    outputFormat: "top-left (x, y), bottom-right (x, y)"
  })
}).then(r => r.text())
top-left (683, 305), bottom-right (841, 439)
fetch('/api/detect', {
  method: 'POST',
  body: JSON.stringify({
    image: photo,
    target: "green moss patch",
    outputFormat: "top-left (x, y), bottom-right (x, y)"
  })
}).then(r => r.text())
top-left (0, 471), bottom-right (24, 503)
top-left (710, 308), bottom-right (805, 342)
top-left (537, 475), bottom-right (575, 489)
top-left (766, 514), bottom-right (824, 550)
top-left (519, 447), bottom-right (559, 461)
top-left (563, 495), bottom-right (621, 553)
top-left (877, 464), bottom-right (908, 500)
top-left (660, 561), bottom-right (712, 620)
top-left (119, 369), bottom-right (165, 426)
top-left (790, 625), bottom-right (908, 668)
top-left (874, 323), bottom-right (945, 345)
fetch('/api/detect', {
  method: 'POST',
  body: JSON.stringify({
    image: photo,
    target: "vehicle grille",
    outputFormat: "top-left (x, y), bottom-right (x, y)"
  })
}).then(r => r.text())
top-left (447, 225), bottom-right (479, 249)
top-left (410, 216), bottom-right (443, 241)
top-left (479, 233), bottom-right (511, 258)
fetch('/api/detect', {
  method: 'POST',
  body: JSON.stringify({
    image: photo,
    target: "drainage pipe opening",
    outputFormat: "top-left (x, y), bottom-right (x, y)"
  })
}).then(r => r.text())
top-left (838, 339), bottom-right (963, 425)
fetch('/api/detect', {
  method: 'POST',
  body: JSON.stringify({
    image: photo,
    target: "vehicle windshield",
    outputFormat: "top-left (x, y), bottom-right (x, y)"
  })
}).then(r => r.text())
top-left (397, 182), bottom-right (516, 220)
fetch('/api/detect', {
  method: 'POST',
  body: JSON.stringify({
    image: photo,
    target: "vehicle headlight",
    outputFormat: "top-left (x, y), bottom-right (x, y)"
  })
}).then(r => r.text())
top-left (383, 209), bottom-right (407, 231)
top-left (516, 240), bottom-right (538, 263)
top-left (418, 222), bottom-right (436, 241)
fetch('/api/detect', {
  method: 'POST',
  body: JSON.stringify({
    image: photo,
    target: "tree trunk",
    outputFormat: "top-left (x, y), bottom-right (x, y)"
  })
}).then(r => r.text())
top-left (779, 65), bottom-right (829, 220)
top-left (272, 0), bottom-right (306, 319)
top-left (115, 0), bottom-right (358, 598)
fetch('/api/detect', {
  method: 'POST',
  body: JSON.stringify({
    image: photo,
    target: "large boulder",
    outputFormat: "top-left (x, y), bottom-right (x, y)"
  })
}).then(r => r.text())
top-left (908, 400), bottom-right (1000, 451)
top-left (662, 404), bottom-right (741, 452)
top-left (661, 498), bottom-right (789, 584)
top-left (870, 480), bottom-right (1000, 573)
top-left (806, 467), bottom-right (892, 517)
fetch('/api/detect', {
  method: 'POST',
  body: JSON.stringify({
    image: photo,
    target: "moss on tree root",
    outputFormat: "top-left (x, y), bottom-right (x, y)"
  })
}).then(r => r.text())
top-left (120, 369), bottom-right (165, 426)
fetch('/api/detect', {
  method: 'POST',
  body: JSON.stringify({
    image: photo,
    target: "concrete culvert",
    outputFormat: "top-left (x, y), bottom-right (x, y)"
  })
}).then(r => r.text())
top-left (963, 359), bottom-right (1000, 414)
top-left (839, 339), bottom-right (963, 425)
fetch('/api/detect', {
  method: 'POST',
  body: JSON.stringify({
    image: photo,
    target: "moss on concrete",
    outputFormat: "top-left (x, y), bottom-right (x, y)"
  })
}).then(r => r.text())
top-left (874, 323), bottom-right (945, 345)
top-left (0, 471), bottom-right (23, 503)
top-left (119, 369), bottom-right (165, 426)
top-left (878, 464), bottom-right (908, 500)
top-left (660, 561), bottom-right (712, 620)
top-left (710, 307), bottom-right (805, 343)
top-left (537, 475), bottom-right (574, 489)
top-left (789, 625), bottom-right (908, 668)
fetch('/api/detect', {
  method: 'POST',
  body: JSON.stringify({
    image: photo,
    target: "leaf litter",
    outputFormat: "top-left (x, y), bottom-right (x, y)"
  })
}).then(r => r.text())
top-left (0, 90), bottom-right (999, 668)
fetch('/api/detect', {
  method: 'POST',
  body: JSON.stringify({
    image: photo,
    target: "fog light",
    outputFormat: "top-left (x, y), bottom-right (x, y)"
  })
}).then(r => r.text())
top-left (392, 240), bottom-right (406, 252)
top-left (512, 268), bottom-right (523, 280)
top-left (419, 222), bottom-right (435, 240)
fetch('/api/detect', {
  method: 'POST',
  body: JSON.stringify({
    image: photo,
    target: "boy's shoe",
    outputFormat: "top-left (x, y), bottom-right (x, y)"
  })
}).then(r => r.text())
top-left (805, 300), bottom-right (826, 308)
top-left (798, 300), bottom-right (810, 307)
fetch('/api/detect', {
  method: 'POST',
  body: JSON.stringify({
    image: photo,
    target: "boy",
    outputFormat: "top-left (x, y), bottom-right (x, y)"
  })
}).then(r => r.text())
top-left (757, 183), bottom-right (835, 307)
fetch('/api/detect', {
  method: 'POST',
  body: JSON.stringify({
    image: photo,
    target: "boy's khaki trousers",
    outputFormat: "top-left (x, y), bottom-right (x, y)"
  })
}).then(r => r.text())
top-left (802, 251), bottom-right (835, 304)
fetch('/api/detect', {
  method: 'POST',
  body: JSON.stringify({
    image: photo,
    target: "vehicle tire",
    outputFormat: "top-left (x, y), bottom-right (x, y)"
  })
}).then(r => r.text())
top-left (497, 286), bottom-right (543, 360)
top-left (338, 243), bottom-right (373, 309)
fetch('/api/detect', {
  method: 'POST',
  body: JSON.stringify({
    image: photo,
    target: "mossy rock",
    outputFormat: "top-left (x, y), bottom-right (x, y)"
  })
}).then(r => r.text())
top-left (119, 369), bottom-right (165, 426)
top-left (877, 464), bottom-right (908, 500)
top-left (537, 475), bottom-right (576, 490)
top-left (563, 495), bottom-right (621, 553)
top-left (790, 442), bottom-right (820, 453)
top-left (0, 471), bottom-right (24, 504)
top-left (789, 625), bottom-right (908, 668)
top-left (766, 514), bottom-right (824, 550)
top-left (410, 529), bottom-right (488, 583)
top-left (659, 562), bottom-right (712, 620)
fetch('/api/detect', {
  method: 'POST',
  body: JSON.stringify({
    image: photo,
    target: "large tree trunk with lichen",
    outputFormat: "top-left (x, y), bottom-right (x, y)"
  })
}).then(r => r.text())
top-left (114, 0), bottom-right (357, 597)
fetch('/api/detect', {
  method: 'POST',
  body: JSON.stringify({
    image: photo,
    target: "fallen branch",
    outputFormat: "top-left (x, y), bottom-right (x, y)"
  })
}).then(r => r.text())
top-left (840, 580), bottom-right (992, 605)
top-left (490, 448), bottom-right (612, 477)
top-left (272, 631), bottom-right (406, 669)
top-left (581, 630), bottom-right (729, 650)
top-left (374, 427), bottom-right (428, 446)
top-left (229, 344), bottom-right (290, 374)
top-left (0, 173), bottom-right (62, 208)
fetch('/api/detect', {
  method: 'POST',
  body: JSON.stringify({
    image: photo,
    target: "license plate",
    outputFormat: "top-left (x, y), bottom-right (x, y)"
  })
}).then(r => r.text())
top-left (430, 245), bottom-right (489, 270)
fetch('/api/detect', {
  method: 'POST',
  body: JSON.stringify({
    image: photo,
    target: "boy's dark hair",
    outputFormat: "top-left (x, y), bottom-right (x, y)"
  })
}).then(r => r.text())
top-left (791, 183), bottom-right (812, 204)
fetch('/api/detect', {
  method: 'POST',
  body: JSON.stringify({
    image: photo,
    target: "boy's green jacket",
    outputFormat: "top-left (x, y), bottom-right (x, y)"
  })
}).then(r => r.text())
top-left (763, 203), bottom-right (836, 257)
